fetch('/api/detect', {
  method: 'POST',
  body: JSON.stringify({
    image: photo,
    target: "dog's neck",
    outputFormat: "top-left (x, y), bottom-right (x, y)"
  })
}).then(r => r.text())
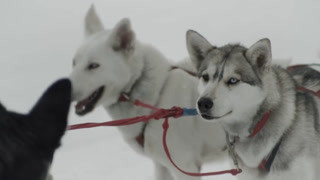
top-left (223, 66), bottom-right (297, 168)
top-left (105, 42), bottom-right (171, 148)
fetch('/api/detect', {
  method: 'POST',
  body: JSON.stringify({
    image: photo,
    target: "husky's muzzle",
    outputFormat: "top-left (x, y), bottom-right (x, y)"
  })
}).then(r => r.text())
top-left (197, 97), bottom-right (233, 120)
top-left (197, 97), bottom-right (214, 120)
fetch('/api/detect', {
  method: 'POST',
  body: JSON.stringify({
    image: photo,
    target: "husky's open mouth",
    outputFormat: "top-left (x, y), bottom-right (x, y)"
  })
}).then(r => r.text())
top-left (75, 86), bottom-right (105, 116)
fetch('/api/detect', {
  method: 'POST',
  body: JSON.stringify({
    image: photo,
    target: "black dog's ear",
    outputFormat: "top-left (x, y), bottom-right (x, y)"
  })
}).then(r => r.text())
top-left (30, 79), bottom-right (71, 119)
top-left (0, 102), bottom-right (7, 115)
top-left (29, 79), bottom-right (72, 142)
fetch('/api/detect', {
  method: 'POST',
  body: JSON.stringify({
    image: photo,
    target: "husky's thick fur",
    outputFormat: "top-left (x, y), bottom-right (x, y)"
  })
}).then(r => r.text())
top-left (186, 30), bottom-right (320, 180)
top-left (289, 65), bottom-right (320, 92)
top-left (70, 6), bottom-right (227, 180)
top-left (0, 79), bottom-right (71, 180)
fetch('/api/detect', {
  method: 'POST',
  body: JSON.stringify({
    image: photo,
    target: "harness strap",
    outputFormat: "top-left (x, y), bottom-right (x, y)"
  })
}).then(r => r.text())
top-left (116, 65), bottom-right (197, 146)
top-left (287, 64), bottom-right (307, 71)
top-left (135, 134), bottom-right (145, 147)
top-left (258, 139), bottom-right (282, 172)
top-left (117, 93), bottom-right (159, 147)
top-left (287, 63), bottom-right (320, 71)
top-left (248, 110), bottom-right (272, 138)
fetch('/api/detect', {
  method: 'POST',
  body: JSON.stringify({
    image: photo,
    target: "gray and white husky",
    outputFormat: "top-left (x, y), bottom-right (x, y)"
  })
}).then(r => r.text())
top-left (69, 6), bottom-right (227, 180)
top-left (186, 30), bottom-right (320, 180)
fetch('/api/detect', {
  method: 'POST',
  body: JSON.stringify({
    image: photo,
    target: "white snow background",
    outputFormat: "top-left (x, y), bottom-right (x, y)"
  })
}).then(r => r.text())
top-left (0, 0), bottom-right (320, 179)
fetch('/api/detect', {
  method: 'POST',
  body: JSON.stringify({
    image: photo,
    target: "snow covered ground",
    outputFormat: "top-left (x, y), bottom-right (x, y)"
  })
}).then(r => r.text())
top-left (0, 0), bottom-right (319, 179)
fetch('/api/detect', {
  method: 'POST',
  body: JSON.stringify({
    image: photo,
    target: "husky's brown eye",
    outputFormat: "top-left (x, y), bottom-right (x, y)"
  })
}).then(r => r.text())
top-left (88, 63), bottom-right (100, 70)
top-left (227, 77), bottom-right (239, 85)
top-left (202, 74), bottom-right (209, 82)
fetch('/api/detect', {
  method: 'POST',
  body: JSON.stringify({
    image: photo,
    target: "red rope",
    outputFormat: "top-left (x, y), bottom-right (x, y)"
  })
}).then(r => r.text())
top-left (69, 99), bottom-right (161, 130)
top-left (69, 116), bottom-right (146, 130)
top-left (134, 100), bottom-right (160, 111)
top-left (162, 118), bottom-right (242, 176)
top-left (248, 110), bottom-right (272, 138)
top-left (287, 64), bottom-right (307, 71)
top-left (69, 102), bottom-right (242, 176)
top-left (68, 105), bottom-right (182, 130)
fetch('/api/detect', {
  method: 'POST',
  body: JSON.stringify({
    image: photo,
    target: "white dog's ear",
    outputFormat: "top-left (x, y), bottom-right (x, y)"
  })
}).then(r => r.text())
top-left (186, 30), bottom-right (214, 70)
top-left (109, 18), bottom-right (135, 53)
top-left (246, 38), bottom-right (272, 73)
top-left (84, 4), bottom-right (104, 36)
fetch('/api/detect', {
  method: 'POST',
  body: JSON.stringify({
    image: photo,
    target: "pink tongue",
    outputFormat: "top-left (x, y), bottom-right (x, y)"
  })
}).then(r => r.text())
top-left (75, 99), bottom-right (90, 111)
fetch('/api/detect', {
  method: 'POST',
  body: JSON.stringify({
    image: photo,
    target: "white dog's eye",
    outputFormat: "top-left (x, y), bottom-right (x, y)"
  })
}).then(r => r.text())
top-left (227, 78), bottom-right (239, 85)
top-left (202, 74), bottom-right (209, 82)
top-left (87, 63), bottom-right (100, 70)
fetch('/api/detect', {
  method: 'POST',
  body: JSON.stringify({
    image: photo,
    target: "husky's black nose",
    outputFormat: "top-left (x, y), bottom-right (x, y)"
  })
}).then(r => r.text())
top-left (198, 98), bottom-right (213, 112)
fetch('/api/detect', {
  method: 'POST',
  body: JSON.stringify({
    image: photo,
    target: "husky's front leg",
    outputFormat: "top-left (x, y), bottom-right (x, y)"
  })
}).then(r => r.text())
top-left (154, 162), bottom-right (174, 180)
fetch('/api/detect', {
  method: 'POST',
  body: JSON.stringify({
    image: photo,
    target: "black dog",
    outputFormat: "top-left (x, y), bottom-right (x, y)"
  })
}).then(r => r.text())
top-left (0, 79), bottom-right (71, 180)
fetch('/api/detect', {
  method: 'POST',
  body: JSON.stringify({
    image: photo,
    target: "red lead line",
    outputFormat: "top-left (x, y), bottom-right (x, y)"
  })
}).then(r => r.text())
top-left (162, 118), bottom-right (242, 176)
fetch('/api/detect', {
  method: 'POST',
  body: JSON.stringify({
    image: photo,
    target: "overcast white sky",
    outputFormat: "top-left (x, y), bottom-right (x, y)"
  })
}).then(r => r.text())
top-left (0, 0), bottom-right (319, 179)
top-left (1, 1), bottom-right (320, 108)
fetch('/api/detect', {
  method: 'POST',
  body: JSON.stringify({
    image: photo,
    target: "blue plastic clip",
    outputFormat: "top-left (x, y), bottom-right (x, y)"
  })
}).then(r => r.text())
top-left (182, 108), bottom-right (198, 116)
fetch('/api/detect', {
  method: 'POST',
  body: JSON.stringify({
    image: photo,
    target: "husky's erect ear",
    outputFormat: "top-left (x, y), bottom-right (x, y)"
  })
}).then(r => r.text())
top-left (29, 79), bottom-right (71, 136)
top-left (109, 18), bottom-right (135, 54)
top-left (245, 38), bottom-right (272, 73)
top-left (85, 4), bottom-right (104, 36)
top-left (186, 30), bottom-right (214, 70)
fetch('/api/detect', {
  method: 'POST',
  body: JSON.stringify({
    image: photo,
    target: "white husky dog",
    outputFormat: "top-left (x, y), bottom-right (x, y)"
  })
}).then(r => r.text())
top-left (69, 6), bottom-right (227, 180)
top-left (186, 30), bottom-right (320, 180)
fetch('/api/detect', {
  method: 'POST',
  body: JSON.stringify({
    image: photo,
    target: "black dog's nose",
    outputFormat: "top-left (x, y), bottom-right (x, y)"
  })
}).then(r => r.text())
top-left (198, 98), bottom-right (213, 112)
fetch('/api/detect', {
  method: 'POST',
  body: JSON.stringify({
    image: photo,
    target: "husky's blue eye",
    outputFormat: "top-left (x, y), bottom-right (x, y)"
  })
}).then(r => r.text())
top-left (202, 74), bottom-right (209, 82)
top-left (227, 78), bottom-right (239, 85)
top-left (88, 63), bottom-right (100, 70)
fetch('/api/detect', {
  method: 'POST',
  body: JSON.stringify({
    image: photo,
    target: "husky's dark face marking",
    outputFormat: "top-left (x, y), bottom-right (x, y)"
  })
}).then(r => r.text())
top-left (187, 30), bottom-right (272, 123)
top-left (0, 79), bottom-right (71, 180)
